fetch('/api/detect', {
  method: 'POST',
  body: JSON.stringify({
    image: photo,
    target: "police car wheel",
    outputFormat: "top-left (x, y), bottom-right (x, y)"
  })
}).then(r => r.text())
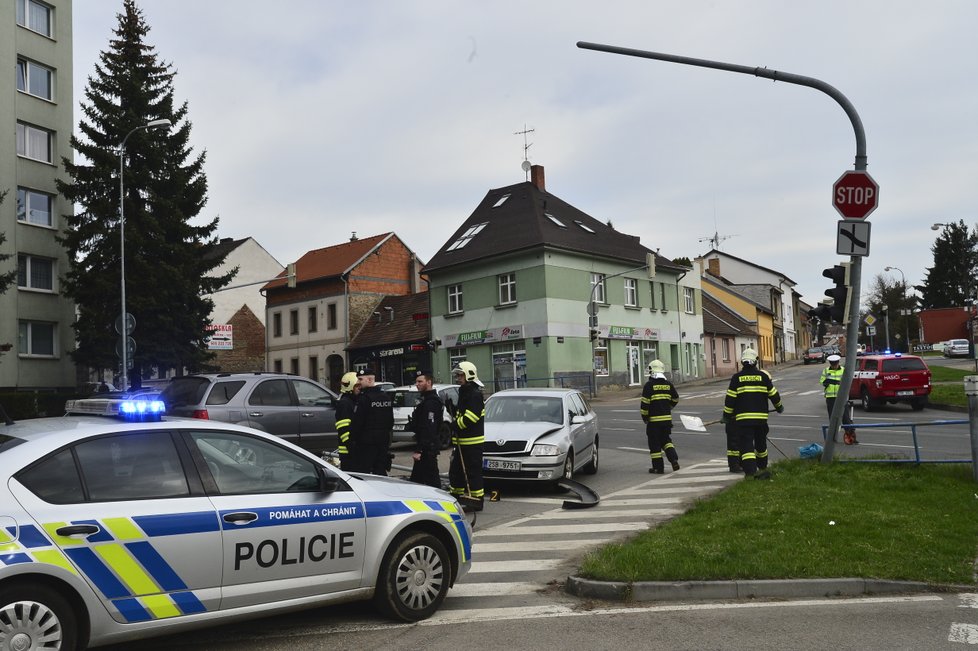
top-left (374, 532), bottom-right (450, 622)
top-left (0, 583), bottom-right (78, 651)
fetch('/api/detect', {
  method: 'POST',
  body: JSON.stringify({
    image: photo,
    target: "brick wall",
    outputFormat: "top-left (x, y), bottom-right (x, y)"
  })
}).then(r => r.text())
top-left (209, 305), bottom-right (266, 372)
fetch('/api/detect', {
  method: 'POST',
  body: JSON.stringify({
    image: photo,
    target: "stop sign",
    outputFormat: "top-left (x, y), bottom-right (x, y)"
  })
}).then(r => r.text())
top-left (833, 170), bottom-right (879, 219)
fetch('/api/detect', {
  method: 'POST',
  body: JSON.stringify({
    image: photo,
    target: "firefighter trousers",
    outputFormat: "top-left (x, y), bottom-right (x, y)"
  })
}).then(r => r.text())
top-left (449, 443), bottom-right (484, 501)
top-left (646, 423), bottom-right (678, 472)
top-left (735, 420), bottom-right (769, 476)
top-left (724, 421), bottom-right (741, 471)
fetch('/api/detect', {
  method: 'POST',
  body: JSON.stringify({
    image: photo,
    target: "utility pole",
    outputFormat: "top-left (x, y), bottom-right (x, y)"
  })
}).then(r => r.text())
top-left (577, 42), bottom-right (870, 463)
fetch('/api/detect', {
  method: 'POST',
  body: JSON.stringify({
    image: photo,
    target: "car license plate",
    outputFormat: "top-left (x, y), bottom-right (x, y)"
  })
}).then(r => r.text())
top-left (484, 459), bottom-right (520, 472)
top-left (392, 423), bottom-right (405, 431)
top-left (896, 390), bottom-right (913, 397)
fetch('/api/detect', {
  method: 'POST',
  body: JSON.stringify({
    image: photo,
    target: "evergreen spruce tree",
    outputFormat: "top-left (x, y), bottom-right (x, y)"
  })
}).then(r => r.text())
top-left (917, 220), bottom-right (978, 309)
top-left (57, 0), bottom-right (234, 383)
top-left (0, 192), bottom-right (16, 295)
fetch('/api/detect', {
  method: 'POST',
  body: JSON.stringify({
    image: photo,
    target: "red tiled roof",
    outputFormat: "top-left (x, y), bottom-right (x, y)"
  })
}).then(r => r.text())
top-left (264, 233), bottom-right (393, 290)
top-left (348, 292), bottom-right (431, 348)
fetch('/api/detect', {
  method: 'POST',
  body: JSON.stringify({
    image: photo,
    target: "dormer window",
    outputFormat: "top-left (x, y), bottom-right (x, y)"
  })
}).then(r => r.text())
top-left (447, 222), bottom-right (487, 251)
top-left (545, 213), bottom-right (567, 228)
top-left (492, 194), bottom-right (510, 208)
top-left (574, 220), bottom-right (595, 233)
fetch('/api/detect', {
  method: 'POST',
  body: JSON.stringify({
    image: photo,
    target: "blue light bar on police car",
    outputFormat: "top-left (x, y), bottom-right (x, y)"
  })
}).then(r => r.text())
top-left (120, 399), bottom-right (166, 416)
top-left (65, 397), bottom-right (165, 420)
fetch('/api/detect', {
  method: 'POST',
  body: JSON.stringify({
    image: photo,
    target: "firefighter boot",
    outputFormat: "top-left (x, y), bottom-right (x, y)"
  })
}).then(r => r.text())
top-left (664, 444), bottom-right (680, 471)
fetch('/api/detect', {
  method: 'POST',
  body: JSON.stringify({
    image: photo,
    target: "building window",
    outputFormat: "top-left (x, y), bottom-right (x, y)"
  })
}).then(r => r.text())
top-left (272, 359), bottom-right (283, 373)
top-left (684, 287), bottom-right (695, 314)
top-left (446, 223), bottom-right (487, 251)
top-left (660, 283), bottom-right (669, 310)
top-left (289, 309), bottom-right (298, 335)
top-left (649, 281), bottom-right (657, 309)
top-left (18, 320), bottom-right (55, 356)
top-left (722, 338), bottom-right (731, 362)
top-left (307, 307), bottom-right (317, 333)
top-left (448, 348), bottom-right (466, 371)
top-left (290, 358), bottom-right (299, 375)
top-left (590, 273), bottom-right (606, 304)
top-left (16, 0), bottom-right (52, 37)
top-left (16, 58), bottom-right (53, 101)
top-left (308, 356), bottom-right (319, 382)
top-left (272, 312), bottom-right (282, 338)
top-left (624, 278), bottom-right (638, 307)
top-left (17, 255), bottom-right (54, 291)
top-left (498, 273), bottom-right (516, 305)
top-left (448, 284), bottom-right (463, 314)
top-left (17, 187), bottom-right (53, 227)
top-left (16, 122), bottom-right (52, 163)
top-left (327, 303), bottom-right (337, 330)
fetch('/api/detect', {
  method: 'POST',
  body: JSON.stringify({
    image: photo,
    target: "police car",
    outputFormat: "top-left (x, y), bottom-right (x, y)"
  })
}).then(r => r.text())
top-left (0, 398), bottom-right (471, 650)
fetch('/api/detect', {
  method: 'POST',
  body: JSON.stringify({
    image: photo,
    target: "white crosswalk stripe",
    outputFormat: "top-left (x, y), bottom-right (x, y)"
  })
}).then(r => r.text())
top-left (449, 459), bottom-right (741, 616)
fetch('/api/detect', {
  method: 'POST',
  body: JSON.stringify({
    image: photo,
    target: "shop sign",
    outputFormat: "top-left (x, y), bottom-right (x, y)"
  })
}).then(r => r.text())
top-left (602, 326), bottom-right (660, 340)
top-left (447, 325), bottom-right (524, 347)
top-left (379, 347), bottom-right (404, 357)
top-left (205, 324), bottom-right (233, 350)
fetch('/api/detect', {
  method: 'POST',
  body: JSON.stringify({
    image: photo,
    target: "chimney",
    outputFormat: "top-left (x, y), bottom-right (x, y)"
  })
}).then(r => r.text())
top-left (530, 164), bottom-right (545, 192)
top-left (350, 232), bottom-right (358, 242)
top-left (708, 258), bottom-right (721, 277)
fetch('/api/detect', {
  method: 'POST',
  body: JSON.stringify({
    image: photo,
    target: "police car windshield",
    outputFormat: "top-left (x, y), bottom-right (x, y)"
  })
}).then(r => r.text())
top-left (0, 434), bottom-right (26, 454)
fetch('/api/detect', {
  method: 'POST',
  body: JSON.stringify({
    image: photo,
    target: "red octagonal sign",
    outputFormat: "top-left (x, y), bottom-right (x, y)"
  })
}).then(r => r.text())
top-left (833, 170), bottom-right (879, 220)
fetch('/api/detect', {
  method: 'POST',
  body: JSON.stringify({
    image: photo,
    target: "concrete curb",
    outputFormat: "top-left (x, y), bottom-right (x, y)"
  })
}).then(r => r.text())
top-left (565, 576), bottom-right (967, 602)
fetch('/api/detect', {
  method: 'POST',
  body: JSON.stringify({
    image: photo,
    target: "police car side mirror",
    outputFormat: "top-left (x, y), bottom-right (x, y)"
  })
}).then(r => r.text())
top-left (321, 474), bottom-right (341, 493)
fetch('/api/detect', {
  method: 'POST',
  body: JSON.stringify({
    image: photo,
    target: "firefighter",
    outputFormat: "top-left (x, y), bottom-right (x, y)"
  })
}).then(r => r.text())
top-left (449, 361), bottom-right (485, 511)
top-left (408, 370), bottom-right (443, 488)
top-left (725, 419), bottom-right (742, 473)
top-left (721, 348), bottom-right (783, 479)
top-left (335, 371), bottom-right (359, 471)
top-left (821, 354), bottom-right (857, 444)
top-left (350, 369), bottom-right (394, 475)
top-left (640, 359), bottom-right (680, 474)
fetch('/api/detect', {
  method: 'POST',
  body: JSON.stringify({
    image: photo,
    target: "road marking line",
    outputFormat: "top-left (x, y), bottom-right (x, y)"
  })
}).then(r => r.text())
top-left (472, 540), bottom-right (600, 553)
top-left (611, 484), bottom-right (734, 496)
top-left (948, 622), bottom-right (978, 644)
top-left (532, 508), bottom-right (681, 520)
top-left (449, 581), bottom-right (543, 597)
top-left (476, 522), bottom-right (660, 537)
top-left (959, 593), bottom-right (978, 609)
top-left (604, 427), bottom-right (638, 431)
top-left (468, 559), bottom-right (564, 573)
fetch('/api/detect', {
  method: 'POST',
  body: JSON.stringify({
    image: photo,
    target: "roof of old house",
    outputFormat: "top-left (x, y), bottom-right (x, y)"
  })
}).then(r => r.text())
top-left (698, 249), bottom-right (798, 286)
top-left (702, 274), bottom-right (774, 316)
top-left (348, 292), bottom-right (431, 349)
top-left (702, 292), bottom-right (757, 337)
top-left (264, 233), bottom-right (400, 290)
top-left (423, 179), bottom-right (687, 274)
top-left (203, 237), bottom-right (247, 262)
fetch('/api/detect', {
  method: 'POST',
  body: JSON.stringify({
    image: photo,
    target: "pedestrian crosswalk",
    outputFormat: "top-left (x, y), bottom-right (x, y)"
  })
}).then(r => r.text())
top-left (949, 593), bottom-right (978, 644)
top-left (436, 459), bottom-right (741, 618)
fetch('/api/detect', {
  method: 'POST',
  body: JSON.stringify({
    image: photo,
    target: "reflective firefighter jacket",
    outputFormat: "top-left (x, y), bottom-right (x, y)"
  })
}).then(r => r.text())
top-left (820, 365), bottom-right (844, 399)
top-left (335, 393), bottom-right (356, 455)
top-left (723, 367), bottom-right (783, 421)
top-left (452, 383), bottom-right (484, 446)
top-left (640, 377), bottom-right (679, 425)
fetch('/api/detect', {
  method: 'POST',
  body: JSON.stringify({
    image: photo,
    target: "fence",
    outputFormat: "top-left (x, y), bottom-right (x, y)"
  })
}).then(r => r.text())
top-left (820, 418), bottom-right (972, 465)
top-left (490, 374), bottom-right (595, 397)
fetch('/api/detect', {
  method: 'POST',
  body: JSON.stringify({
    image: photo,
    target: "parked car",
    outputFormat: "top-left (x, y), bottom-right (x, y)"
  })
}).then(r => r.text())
top-left (160, 372), bottom-right (339, 452)
top-left (849, 353), bottom-right (931, 411)
top-left (481, 388), bottom-right (599, 488)
top-left (0, 396), bottom-right (471, 650)
top-left (803, 347), bottom-right (826, 365)
top-left (391, 383), bottom-right (459, 448)
top-left (943, 339), bottom-right (971, 358)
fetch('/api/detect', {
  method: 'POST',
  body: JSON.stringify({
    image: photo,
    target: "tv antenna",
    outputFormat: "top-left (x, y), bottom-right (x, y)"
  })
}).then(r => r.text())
top-left (698, 231), bottom-right (738, 250)
top-left (515, 124), bottom-right (535, 178)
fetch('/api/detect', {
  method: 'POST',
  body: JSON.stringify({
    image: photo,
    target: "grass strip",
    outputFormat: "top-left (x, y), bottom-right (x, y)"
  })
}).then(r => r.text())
top-left (579, 460), bottom-right (978, 585)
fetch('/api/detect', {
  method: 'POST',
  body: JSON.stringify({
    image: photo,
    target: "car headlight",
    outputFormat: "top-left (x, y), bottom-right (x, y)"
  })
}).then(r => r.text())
top-left (531, 444), bottom-right (561, 457)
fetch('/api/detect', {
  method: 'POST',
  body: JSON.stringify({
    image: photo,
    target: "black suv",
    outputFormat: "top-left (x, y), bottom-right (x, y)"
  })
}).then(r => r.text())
top-left (160, 372), bottom-right (339, 452)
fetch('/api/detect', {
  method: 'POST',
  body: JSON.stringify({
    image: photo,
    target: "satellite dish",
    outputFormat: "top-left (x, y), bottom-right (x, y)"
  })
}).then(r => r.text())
top-left (521, 160), bottom-right (531, 172)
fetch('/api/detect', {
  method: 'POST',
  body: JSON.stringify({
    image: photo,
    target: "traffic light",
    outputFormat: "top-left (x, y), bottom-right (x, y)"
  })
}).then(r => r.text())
top-left (427, 338), bottom-right (441, 352)
top-left (589, 328), bottom-right (599, 342)
top-left (808, 262), bottom-right (851, 324)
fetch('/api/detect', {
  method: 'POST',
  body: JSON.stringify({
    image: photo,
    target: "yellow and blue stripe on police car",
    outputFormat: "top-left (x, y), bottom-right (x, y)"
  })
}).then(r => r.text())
top-left (3, 499), bottom-right (469, 622)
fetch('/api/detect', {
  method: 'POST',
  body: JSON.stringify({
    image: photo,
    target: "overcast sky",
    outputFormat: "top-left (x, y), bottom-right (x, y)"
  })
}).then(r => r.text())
top-left (72, 1), bottom-right (978, 307)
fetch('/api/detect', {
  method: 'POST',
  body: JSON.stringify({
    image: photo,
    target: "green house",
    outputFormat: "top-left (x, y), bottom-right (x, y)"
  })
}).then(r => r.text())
top-left (423, 166), bottom-right (705, 393)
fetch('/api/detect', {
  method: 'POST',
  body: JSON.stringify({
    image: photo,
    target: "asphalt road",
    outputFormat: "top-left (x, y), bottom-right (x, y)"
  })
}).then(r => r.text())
top-left (106, 361), bottom-right (978, 650)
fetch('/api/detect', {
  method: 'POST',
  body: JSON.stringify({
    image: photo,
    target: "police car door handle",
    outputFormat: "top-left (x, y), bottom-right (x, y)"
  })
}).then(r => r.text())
top-left (249, 411), bottom-right (263, 418)
top-left (223, 512), bottom-right (258, 525)
top-left (56, 524), bottom-right (100, 538)
top-left (301, 412), bottom-right (315, 418)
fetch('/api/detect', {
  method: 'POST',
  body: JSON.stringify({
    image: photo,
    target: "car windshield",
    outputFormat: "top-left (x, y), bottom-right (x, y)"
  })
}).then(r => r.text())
top-left (486, 396), bottom-right (564, 424)
top-left (393, 390), bottom-right (421, 409)
top-left (807, 348), bottom-right (821, 354)
top-left (881, 358), bottom-right (927, 372)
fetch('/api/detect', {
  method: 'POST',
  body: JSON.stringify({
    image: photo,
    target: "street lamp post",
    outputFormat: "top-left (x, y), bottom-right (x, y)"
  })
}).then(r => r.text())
top-left (117, 118), bottom-right (170, 391)
top-left (884, 266), bottom-right (911, 353)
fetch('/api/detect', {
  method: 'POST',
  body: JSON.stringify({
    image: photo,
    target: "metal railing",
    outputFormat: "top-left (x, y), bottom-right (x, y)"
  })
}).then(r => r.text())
top-left (490, 375), bottom-right (596, 397)
top-left (820, 418), bottom-right (972, 465)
